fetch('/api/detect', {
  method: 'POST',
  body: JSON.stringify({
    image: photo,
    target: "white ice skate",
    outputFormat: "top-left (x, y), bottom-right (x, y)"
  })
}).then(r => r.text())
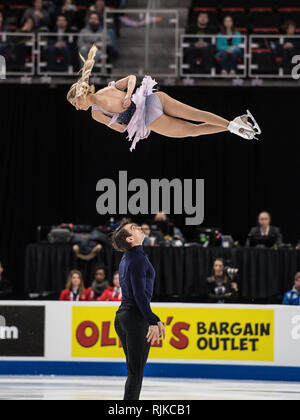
top-left (228, 120), bottom-right (256, 140)
top-left (228, 110), bottom-right (261, 140)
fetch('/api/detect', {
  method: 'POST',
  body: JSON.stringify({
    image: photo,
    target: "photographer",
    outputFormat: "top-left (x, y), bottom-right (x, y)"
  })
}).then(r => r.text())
top-left (207, 258), bottom-right (238, 303)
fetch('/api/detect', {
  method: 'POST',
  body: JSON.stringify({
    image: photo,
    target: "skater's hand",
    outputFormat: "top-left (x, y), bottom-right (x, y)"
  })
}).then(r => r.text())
top-left (147, 325), bottom-right (160, 345)
top-left (158, 322), bottom-right (166, 340)
top-left (122, 95), bottom-right (131, 109)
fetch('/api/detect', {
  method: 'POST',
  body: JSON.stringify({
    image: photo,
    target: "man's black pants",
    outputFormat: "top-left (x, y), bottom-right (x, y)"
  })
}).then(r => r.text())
top-left (115, 309), bottom-right (151, 400)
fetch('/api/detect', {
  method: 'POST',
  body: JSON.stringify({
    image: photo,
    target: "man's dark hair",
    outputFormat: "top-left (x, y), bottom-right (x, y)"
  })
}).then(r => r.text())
top-left (111, 218), bottom-right (133, 252)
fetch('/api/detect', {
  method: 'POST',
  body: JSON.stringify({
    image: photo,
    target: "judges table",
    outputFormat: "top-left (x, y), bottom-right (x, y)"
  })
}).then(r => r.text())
top-left (24, 243), bottom-right (300, 300)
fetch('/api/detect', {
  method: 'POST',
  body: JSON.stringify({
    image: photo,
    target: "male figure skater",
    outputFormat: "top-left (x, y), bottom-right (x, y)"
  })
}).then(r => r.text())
top-left (112, 219), bottom-right (166, 400)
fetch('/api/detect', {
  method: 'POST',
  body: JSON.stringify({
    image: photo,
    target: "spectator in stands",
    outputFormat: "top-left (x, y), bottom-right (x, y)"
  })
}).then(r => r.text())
top-left (86, 265), bottom-right (109, 301)
top-left (282, 272), bottom-right (300, 306)
top-left (280, 20), bottom-right (300, 74)
top-left (20, 17), bottom-right (36, 34)
top-left (59, 269), bottom-right (87, 301)
top-left (0, 10), bottom-right (8, 34)
top-left (207, 258), bottom-right (238, 303)
top-left (246, 211), bottom-right (283, 248)
top-left (60, 0), bottom-right (79, 30)
top-left (99, 270), bottom-right (122, 301)
top-left (0, 11), bottom-right (10, 58)
top-left (150, 212), bottom-right (185, 245)
top-left (46, 14), bottom-right (73, 71)
top-left (78, 11), bottom-right (117, 62)
top-left (0, 261), bottom-right (13, 299)
top-left (216, 15), bottom-right (242, 76)
top-left (88, 0), bottom-right (106, 27)
top-left (185, 12), bottom-right (217, 74)
top-left (21, 0), bottom-right (51, 31)
top-left (142, 223), bottom-right (164, 246)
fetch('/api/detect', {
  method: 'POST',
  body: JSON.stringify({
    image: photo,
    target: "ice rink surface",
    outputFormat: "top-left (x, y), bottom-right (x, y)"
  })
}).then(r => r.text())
top-left (0, 376), bottom-right (299, 400)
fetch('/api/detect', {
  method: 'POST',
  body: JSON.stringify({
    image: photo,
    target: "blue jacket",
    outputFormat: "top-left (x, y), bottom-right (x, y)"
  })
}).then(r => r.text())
top-left (118, 245), bottom-right (160, 325)
top-left (216, 31), bottom-right (242, 57)
top-left (282, 287), bottom-right (300, 306)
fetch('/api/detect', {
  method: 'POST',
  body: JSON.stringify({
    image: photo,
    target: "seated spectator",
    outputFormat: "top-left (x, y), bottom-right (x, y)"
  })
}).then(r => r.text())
top-left (207, 258), bottom-right (238, 302)
top-left (99, 270), bottom-right (122, 301)
top-left (141, 223), bottom-right (164, 246)
top-left (282, 272), bottom-right (300, 306)
top-left (46, 14), bottom-right (73, 71)
top-left (78, 12), bottom-right (107, 62)
top-left (59, 269), bottom-right (87, 301)
top-left (0, 261), bottom-right (13, 299)
top-left (280, 20), bottom-right (300, 74)
top-left (0, 10), bottom-right (8, 34)
top-left (21, 0), bottom-right (51, 31)
top-left (86, 265), bottom-right (109, 301)
top-left (185, 12), bottom-right (217, 74)
top-left (216, 15), bottom-right (242, 76)
top-left (151, 212), bottom-right (185, 245)
top-left (88, 0), bottom-right (105, 27)
top-left (60, 0), bottom-right (79, 30)
top-left (246, 211), bottom-right (283, 248)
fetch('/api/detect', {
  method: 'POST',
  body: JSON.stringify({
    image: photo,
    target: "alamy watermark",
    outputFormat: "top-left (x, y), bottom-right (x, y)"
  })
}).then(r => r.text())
top-left (0, 55), bottom-right (6, 80)
top-left (96, 171), bottom-right (204, 226)
top-left (292, 55), bottom-right (300, 80)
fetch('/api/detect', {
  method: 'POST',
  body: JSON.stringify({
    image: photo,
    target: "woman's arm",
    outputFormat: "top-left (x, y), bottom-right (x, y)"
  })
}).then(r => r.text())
top-left (113, 75), bottom-right (137, 93)
top-left (92, 110), bottom-right (127, 133)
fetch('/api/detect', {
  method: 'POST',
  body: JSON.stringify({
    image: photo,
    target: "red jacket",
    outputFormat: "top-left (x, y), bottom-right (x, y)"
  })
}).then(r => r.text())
top-left (99, 286), bottom-right (122, 302)
top-left (59, 288), bottom-right (88, 301)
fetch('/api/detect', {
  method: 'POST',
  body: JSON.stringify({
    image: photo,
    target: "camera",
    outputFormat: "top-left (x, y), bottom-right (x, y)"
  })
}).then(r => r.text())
top-left (224, 266), bottom-right (239, 280)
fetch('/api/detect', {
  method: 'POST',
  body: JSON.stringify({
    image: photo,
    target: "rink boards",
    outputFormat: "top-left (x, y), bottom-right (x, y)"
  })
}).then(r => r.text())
top-left (0, 301), bottom-right (299, 381)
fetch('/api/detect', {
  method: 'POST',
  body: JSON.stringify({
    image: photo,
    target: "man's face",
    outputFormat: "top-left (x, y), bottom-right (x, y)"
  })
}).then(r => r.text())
top-left (141, 224), bottom-right (150, 237)
top-left (0, 265), bottom-right (3, 275)
top-left (89, 14), bottom-right (100, 28)
top-left (95, 269), bottom-right (105, 283)
top-left (198, 13), bottom-right (209, 27)
top-left (57, 16), bottom-right (67, 29)
top-left (125, 223), bottom-right (145, 246)
top-left (258, 212), bottom-right (271, 228)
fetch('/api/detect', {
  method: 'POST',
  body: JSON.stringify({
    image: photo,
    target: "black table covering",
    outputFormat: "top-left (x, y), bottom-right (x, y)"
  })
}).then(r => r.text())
top-left (24, 244), bottom-right (300, 300)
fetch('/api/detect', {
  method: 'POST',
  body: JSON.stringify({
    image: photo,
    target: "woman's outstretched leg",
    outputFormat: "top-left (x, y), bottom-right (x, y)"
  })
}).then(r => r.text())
top-left (148, 114), bottom-right (228, 138)
top-left (156, 92), bottom-right (229, 128)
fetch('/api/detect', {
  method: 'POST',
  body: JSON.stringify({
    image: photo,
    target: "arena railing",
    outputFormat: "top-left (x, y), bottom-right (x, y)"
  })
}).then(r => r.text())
top-left (37, 32), bottom-right (108, 77)
top-left (103, 8), bottom-right (179, 78)
top-left (249, 35), bottom-right (300, 79)
top-left (0, 32), bottom-right (35, 77)
top-left (180, 34), bottom-right (247, 79)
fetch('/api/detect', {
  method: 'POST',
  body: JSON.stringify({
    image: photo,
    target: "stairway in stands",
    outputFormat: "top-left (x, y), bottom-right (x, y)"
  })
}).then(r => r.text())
top-left (110, 0), bottom-right (191, 77)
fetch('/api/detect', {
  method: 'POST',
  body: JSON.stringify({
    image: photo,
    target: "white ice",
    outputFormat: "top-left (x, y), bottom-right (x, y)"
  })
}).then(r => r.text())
top-left (0, 376), bottom-right (299, 400)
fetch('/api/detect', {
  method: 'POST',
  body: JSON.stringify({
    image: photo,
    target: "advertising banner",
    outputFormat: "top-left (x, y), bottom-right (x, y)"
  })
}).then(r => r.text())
top-left (72, 306), bottom-right (274, 362)
top-left (0, 306), bottom-right (45, 357)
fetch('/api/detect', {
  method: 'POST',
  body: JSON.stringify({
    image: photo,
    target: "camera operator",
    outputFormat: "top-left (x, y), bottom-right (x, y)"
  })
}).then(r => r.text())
top-left (207, 258), bottom-right (238, 303)
top-left (150, 212), bottom-right (185, 246)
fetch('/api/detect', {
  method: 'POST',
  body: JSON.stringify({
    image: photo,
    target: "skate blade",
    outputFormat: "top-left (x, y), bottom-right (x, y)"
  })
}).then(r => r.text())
top-left (246, 109), bottom-right (262, 135)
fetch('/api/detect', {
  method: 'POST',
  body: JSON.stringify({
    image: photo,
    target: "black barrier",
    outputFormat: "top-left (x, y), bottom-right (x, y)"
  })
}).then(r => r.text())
top-left (0, 306), bottom-right (45, 357)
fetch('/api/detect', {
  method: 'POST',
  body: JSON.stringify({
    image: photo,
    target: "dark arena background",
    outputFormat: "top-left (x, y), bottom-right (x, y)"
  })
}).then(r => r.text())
top-left (0, 0), bottom-right (300, 402)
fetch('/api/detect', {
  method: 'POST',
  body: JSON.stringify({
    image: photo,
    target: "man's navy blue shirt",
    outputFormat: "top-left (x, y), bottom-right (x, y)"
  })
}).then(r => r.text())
top-left (118, 245), bottom-right (160, 325)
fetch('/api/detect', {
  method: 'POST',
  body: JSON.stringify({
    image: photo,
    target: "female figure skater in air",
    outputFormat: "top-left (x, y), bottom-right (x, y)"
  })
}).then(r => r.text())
top-left (67, 45), bottom-right (261, 152)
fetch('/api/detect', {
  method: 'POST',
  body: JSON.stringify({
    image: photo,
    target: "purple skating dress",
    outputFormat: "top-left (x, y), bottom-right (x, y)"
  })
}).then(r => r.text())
top-left (92, 75), bottom-right (163, 152)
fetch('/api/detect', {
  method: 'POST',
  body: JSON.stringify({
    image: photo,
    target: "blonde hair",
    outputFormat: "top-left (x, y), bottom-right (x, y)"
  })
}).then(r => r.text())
top-left (66, 44), bottom-right (97, 102)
